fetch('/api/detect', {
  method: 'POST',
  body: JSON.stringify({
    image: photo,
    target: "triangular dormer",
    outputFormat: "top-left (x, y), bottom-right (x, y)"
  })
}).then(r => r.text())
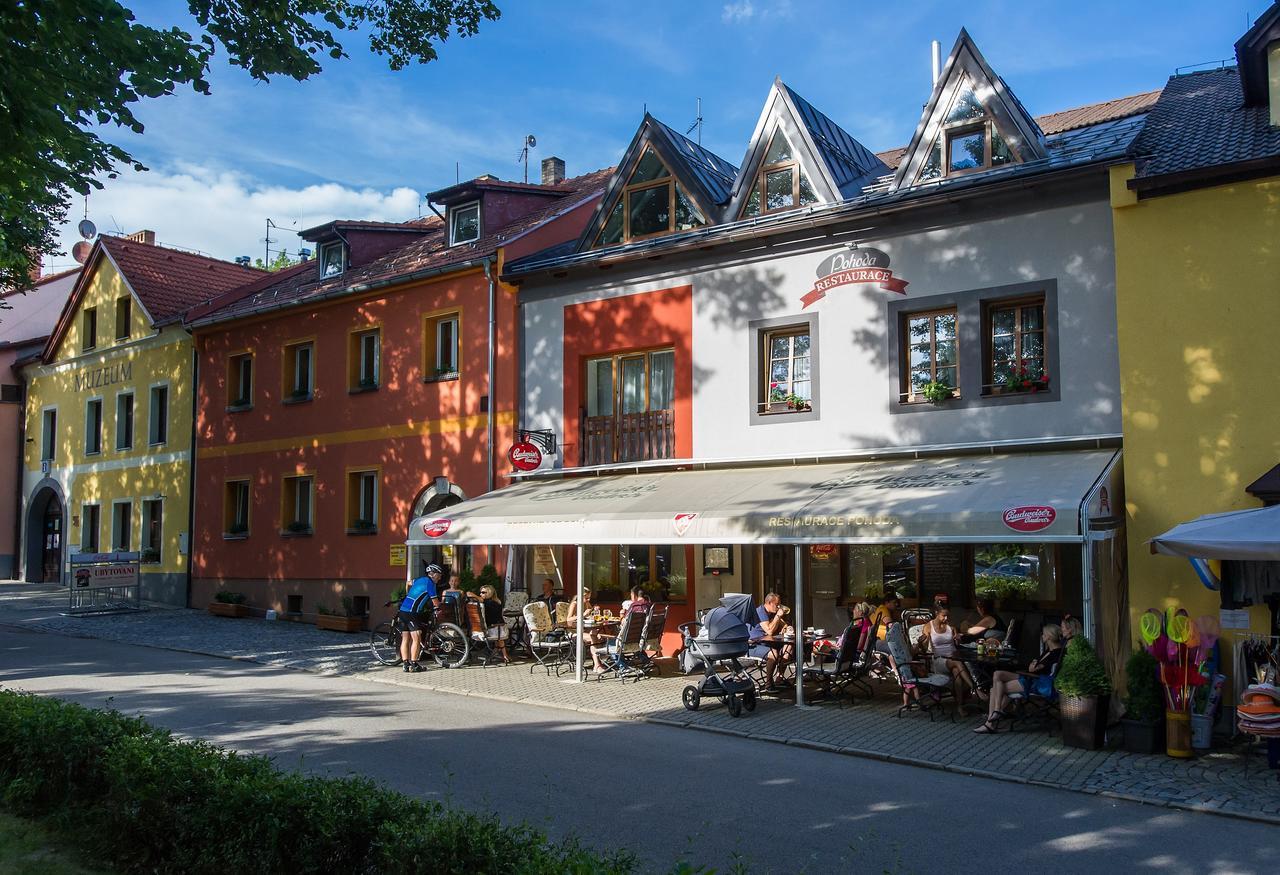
top-left (893, 29), bottom-right (1047, 189)
top-left (730, 79), bottom-right (890, 219)
top-left (578, 115), bottom-right (737, 250)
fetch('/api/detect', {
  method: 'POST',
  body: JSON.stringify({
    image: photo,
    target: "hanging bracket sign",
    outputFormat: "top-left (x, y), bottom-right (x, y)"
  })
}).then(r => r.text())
top-left (801, 247), bottom-right (909, 308)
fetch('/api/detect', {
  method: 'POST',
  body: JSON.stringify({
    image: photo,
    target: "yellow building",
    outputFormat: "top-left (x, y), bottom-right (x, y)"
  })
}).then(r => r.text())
top-left (1112, 10), bottom-right (1280, 646)
top-left (20, 231), bottom-right (258, 603)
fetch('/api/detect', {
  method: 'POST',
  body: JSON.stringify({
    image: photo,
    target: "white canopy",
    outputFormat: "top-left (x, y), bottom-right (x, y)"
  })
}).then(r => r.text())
top-left (407, 449), bottom-right (1118, 546)
top-left (1149, 504), bottom-right (1280, 561)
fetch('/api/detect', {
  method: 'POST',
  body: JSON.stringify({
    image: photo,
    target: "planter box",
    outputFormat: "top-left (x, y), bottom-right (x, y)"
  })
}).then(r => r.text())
top-left (1121, 717), bottom-right (1164, 754)
top-left (1060, 693), bottom-right (1110, 750)
top-left (316, 615), bottom-right (365, 633)
top-left (207, 602), bottom-right (251, 619)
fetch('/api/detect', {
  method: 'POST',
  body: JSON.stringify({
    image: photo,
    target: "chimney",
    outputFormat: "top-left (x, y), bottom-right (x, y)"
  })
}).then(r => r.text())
top-left (541, 156), bottom-right (566, 186)
top-left (27, 251), bottom-right (42, 283)
top-left (931, 40), bottom-right (941, 85)
top-left (124, 229), bottom-right (156, 246)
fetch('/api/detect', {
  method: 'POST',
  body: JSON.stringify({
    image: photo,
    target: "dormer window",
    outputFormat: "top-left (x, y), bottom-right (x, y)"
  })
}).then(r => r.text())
top-left (449, 201), bottom-right (481, 246)
top-left (319, 241), bottom-right (346, 278)
top-left (917, 77), bottom-right (1018, 183)
top-left (740, 130), bottom-right (819, 218)
top-left (593, 147), bottom-right (706, 247)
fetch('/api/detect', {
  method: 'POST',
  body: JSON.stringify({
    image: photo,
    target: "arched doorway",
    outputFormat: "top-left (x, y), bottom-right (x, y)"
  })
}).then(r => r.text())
top-left (407, 479), bottom-right (465, 578)
top-left (25, 487), bottom-right (64, 584)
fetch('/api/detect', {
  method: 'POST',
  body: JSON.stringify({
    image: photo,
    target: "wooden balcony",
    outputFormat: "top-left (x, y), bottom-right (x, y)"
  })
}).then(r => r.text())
top-left (581, 409), bottom-right (676, 466)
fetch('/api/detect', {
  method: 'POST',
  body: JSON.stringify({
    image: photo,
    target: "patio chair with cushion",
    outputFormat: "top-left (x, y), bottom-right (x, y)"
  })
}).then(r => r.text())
top-left (593, 605), bottom-right (649, 682)
top-left (464, 598), bottom-right (502, 667)
top-left (802, 621), bottom-right (866, 706)
top-left (633, 604), bottom-right (668, 677)
top-left (522, 601), bottom-right (571, 676)
top-left (885, 621), bottom-right (956, 722)
top-left (1006, 652), bottom-right (1061, 733)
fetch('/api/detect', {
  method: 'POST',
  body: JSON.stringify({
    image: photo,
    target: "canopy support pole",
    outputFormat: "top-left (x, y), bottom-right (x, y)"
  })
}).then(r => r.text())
top-left (794, 544), bottom-right (806, 707)
top-left (574, 545), bottom-right (585, 684)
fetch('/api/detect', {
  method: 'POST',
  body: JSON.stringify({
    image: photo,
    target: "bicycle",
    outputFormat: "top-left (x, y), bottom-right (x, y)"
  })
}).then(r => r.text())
top-left (370, 601), bottom-right (469, 668)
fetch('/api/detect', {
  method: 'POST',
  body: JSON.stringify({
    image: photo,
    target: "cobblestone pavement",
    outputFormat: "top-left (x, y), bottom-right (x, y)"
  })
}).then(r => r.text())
top-left (4, 583), bottom-right (1277, 824)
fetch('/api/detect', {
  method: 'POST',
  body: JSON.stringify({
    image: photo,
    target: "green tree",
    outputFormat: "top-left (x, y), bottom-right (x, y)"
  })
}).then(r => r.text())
top-left (0, 0), bottom-right (501, 292)
top-left (254, 250), bottom-right (300, 272)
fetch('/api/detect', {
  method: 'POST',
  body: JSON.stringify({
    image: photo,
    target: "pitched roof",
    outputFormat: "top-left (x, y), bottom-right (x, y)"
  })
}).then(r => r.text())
top-left (190, 168), bottom-right (613, 327)
top-left (1127, 68), bottom-right (1280, 185)
top-left (1235, 1), bottom-right (1280, 106)
top-left (874, 89), bottom-right (1161, 170)
top-left (99, 236), bottom-right (262, 325)
top-left (648, 116), bottom-right (739, 205)
top-left (781, 83), bottom-right (890, 197)
top-left (300, 217), bottom-right (437, 238)
top-left (0, 268), bottom-right (80, 349)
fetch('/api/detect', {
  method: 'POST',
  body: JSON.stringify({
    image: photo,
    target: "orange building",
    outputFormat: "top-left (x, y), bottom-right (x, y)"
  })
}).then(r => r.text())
top-left (187, 162), bottom-right (608, 619)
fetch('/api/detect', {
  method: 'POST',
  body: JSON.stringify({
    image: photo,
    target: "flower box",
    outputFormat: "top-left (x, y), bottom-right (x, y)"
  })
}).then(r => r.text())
top-left (316, 615), bottom-right (364, 633)
top-left (207, 602), bottom-right (251, 619)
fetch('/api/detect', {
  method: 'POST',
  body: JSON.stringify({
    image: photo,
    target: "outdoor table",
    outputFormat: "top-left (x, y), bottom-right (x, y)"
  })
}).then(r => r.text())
top-left (945, 646), bottom-right (1020, 670)
top-left (749, 633), bottom-right (818, 690)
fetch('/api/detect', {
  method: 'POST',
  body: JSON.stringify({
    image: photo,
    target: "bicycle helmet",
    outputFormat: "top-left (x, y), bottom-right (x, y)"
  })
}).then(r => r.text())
top-left (424, 563), bottom-right (444, 576)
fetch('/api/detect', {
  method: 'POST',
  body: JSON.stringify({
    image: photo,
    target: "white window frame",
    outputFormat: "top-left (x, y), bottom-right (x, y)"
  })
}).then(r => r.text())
top-left (141, 498), bottom-right (163, 558)
top-left (358, 330), bottom-right (379, 387)
top-left (230, 353), bottom-right (253, 408)
top-left (40, 406), bottom-right (57, 462)
top-left (285, 475), bottom-right (314, 531)
top-left (435, 317), bottom-right (459, 373)
top-left (111, 499), bottom-right (132, 552)
top-left (356, 470), bottom-right (378, 529)
top-left (319, 241), bottom-right (346, 278)
top-left (449, 201), bottom-right (481, 246)
top-left (115, 391), bottom-right (134, 451)
top-left (292, 343), bottom-right (314, 397)
top-left (81, 503), bottom-right (100, 553)
top-left (148, 382), bottom-right (169, 447)
top-left (84, 397), bottom-right (103, 456)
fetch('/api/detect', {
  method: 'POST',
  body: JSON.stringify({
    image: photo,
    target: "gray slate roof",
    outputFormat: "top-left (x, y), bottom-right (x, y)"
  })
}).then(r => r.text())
top-left (649, 117), bottom-right (739, 205)
top-left (1128, 68), bottom-right (1280, 180)
top-left (782, 84), bottom-right (890, 197)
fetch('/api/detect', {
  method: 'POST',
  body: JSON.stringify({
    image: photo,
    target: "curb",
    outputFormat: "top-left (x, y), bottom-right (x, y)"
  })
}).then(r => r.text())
top-left (5, 618), bottom-right (1279, 828)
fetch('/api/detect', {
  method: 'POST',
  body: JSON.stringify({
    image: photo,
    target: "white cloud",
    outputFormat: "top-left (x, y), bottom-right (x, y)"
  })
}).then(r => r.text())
top-left (50, 165), bottom-right (422, 272)
top-left (721, 0), bottom-right (792, 25)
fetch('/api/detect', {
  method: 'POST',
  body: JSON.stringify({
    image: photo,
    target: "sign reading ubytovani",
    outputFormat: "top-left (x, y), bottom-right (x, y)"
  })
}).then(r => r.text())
top-left (801, 247), bottom-right (908, 308)
top-left (74, 361), bottom-right (133, 393)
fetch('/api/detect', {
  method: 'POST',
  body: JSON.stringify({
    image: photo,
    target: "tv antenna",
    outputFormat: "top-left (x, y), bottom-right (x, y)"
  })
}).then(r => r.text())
top-left (517, 134), bottom-right (537, 183)
top-left (262, 218), bottom-right (296, 266)
top-left (686, 97), bottom-right (704, 145)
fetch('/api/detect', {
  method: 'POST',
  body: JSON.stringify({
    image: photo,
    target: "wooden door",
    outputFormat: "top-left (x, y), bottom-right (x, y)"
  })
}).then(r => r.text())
top-left (41, 501), bottom-right (62, 583)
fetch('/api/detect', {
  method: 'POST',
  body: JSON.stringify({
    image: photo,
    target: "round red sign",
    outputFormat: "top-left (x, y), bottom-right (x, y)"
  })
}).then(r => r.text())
top-left (421, 518), bottom-right (451, 538)
top-left (1002, 506), bottom-right (1056, 533)
top-left (508, 441), bottom-right (543, 472)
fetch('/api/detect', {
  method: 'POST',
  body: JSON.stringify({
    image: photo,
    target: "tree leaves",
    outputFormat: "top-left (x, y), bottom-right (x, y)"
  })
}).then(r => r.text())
top-left (0, 1), bottom-right (501, 294)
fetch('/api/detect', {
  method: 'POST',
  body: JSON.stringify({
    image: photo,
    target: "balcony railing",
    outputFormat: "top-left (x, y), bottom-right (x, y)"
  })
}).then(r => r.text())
top-left (581, 409), bottom-right (676, 466)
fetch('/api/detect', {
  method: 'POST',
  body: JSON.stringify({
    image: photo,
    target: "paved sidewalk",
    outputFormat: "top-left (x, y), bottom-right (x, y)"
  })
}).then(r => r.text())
top-left (3, 583), bottom-right (1277, 825)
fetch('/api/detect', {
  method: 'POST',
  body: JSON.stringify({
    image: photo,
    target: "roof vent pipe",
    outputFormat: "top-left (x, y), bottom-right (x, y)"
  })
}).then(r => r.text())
top-left (931, 40), bottom-right (941, 85)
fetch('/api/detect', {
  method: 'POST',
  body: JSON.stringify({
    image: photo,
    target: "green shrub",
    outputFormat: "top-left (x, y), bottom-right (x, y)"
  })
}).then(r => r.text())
top-left (459, 567), bottom-right (478, 593)
top-left (0, 690), bottom-right (633, 875)
top-left (1124, 648), bottom-right (1163, 722)
top-left (214, 590), bottom-right (246, 605)
top-left (1056, 636), bottom-right (1113, 698)
top-left (477, 563), bottom-right (502, 596)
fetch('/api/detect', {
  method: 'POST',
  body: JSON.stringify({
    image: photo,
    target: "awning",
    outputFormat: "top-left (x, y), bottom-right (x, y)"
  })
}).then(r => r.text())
top-left (408, 449), bottom-right (1118, 546)
top-left (1150, 504), bottom-right (1280, 561)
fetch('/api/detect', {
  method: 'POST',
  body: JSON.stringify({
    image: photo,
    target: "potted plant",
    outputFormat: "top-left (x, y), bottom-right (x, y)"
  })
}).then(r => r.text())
top-left (920, 380), bottom-right (955, 405)
top-left (316, 598), bottom-right (365, 633)
top-left (208, 590), bottom-right (250, 619)
top-left (973, 574), bottom-right (1038, 603)
top-left (1121, 648), bottom-right (1164, 754)
top-left (140, 548), bottom-right (161, 564)
top-left (768, 383), bottom-right (811, 412)
top-left (994, 363), bottom-right (1051, 394)
top-left (1055, 636), bottom-right (1113, 750)
top-left (285, 520), bottom-right (312, 535)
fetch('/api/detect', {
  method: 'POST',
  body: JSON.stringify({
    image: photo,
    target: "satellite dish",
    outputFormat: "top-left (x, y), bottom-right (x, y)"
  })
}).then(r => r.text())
top-left (72, 241), bottom-right (92, 264)
top-left (525, 134), bottom-right (536, 148)
top-left (78, 218), bottom-right (96, 240)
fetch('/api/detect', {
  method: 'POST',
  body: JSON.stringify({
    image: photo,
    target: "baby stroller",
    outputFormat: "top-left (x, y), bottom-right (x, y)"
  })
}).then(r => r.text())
top-left (678, 602), bottom-right (757, 718)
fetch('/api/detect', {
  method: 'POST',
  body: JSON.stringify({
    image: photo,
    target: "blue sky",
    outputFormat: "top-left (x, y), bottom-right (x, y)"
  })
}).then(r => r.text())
top-left (52, 0), bottom-right (1269, 270)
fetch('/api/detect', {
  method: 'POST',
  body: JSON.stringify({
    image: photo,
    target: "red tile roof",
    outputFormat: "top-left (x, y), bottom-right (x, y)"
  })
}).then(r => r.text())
top-left (190, 168), bottom-right (613, 327)
top-left (874, 89), bottom-right (1162, 169)
top-left (99, 235), bottom-right (263, 325)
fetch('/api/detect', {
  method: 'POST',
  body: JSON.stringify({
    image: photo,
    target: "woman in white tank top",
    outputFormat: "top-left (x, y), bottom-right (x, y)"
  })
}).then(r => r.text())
top-left (919, 607), bottom-right (974, 706)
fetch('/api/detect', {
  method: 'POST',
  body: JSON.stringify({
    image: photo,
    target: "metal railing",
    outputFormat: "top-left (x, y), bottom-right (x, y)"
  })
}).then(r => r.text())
top-left (581, 409), bottom-right (676, 465)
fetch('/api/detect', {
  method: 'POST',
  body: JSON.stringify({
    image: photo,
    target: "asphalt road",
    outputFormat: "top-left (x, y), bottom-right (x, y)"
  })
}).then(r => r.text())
top-left (1, 627), bottom-right (1277, 874)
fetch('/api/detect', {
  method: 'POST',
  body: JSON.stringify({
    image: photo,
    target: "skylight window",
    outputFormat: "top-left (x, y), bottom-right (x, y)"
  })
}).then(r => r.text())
top-left (592, 146), bottom-right (706, 247)
top-left (740, 130), bottom-right (819, 219)
top-left (916, 77), bottom-right (1020, 183)
top-left (449, 201), bottom-right (481, 246)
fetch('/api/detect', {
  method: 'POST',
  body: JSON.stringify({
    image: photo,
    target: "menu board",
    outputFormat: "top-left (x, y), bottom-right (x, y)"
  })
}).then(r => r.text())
top-left (920, 545), bottom-right (965, 605)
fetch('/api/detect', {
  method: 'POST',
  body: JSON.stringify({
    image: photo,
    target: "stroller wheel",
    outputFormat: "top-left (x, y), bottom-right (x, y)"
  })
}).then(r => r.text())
top-left (682, 685), bottom-right (701, 712)
top-left (741, 689), bottom-right (757, 712)
top-left (727, 694), bottom-right (742, 717)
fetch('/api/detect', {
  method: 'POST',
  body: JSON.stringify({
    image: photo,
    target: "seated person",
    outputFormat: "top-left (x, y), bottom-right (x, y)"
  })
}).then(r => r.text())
top-left (815, 602), bottom-right (873, 660)
top-left (1061, 615), bottom-right (1082, 643)
top-left (960, 597), bottom-right (1006, 643)
top-left (749, 591), bottom-right (794, 689)
top-left (565, 587), bottom-right (605, 660)
top-left (621, 585), bottom-right (650, 614)
top-left (974, 624), bottom-right (1064, 734)
top-left (478, 585), bottom-right (510, 663)
top-left (871, 593), bottom-right (903, 656)
top-left (535, 578), bottom-right (564, 611)
top-left (916, 606), bottom-right (973, 705)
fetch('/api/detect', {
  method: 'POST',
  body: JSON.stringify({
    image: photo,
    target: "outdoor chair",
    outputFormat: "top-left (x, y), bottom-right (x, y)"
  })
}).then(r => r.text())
top-left (522, 601), bottom-right (570, 677)
top-left (1006, 653), bottom-right (1061, 733)
top-left (633, 604), bottom-right (668, 677)
top-left (594, 605), bottom-right (649, 682)
top-left (503, 591), bottom-right (529, 656)
top-left (464, 598), bottom-right (501, 667)
top-left (885, 622), bottom-right (956, 722)
top-left (554, 600), bottom-right (571, 629)
top-left (801, 621), bottom-right (866, 706)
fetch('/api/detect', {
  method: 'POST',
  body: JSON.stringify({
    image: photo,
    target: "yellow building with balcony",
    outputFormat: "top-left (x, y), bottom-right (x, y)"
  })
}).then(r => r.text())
top-left (20, 231), bottom-right (258, 603)
top-left (1112, 8), bottom-right (1280, 645)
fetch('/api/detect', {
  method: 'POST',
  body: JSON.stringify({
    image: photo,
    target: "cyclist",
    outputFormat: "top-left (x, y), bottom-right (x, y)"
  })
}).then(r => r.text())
top-left (399, 563), bottom-right (444, 671)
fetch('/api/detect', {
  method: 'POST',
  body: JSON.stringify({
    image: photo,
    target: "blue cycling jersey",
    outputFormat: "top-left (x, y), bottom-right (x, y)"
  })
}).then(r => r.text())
top-left (399, 576), bottom-right (437, 613)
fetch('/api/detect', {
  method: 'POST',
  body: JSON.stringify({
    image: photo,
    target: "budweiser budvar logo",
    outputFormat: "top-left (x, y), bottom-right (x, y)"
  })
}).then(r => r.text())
top-left (801, 247), bottom-right (909, 308)
top-left (422, 518), bottom-right (451, 538)
top-left (1002, 505), bottom-right (1056, 533)
top-left (507, 441), bottom-right (543, 472)
top-left (672, 513), bottom-right (698, 536)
